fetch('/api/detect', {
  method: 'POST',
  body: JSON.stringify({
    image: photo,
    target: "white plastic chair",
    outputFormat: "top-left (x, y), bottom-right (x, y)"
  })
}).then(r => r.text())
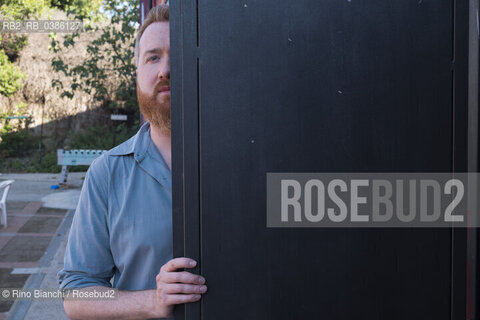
top-left (0, 180), bottom-right (14, 228)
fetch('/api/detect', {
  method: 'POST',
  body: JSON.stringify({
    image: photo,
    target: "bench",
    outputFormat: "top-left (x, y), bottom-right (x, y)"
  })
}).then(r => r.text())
top-left (57, 149), bottom-right (107, 183)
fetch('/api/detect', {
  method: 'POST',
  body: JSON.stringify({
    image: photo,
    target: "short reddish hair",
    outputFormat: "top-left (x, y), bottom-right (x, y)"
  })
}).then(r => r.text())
top-left (134, 4), bottom-right (169, 66)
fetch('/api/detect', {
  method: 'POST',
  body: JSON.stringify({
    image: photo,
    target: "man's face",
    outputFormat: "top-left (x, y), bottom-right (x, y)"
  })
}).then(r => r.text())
top-left (136, 21), bottom-right (170, 131)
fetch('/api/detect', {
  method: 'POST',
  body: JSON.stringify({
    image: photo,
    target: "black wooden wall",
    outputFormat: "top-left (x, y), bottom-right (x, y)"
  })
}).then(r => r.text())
top-left (170, 1), bottom-right (470, 319)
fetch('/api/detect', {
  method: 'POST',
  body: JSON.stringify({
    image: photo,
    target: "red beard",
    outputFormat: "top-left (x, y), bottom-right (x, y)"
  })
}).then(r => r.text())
top-left (137, 82), bottom-right (171, 131)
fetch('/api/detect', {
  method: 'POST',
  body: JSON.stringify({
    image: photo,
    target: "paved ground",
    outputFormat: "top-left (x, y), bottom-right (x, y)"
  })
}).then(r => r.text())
top-left (0, 173), bottom-right (85, 320)
top-left (2, 173), bottom-right (84, 206)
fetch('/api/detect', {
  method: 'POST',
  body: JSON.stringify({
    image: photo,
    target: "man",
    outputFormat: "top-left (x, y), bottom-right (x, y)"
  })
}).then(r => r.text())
top-left (58, 5), bottom-right (207, 319)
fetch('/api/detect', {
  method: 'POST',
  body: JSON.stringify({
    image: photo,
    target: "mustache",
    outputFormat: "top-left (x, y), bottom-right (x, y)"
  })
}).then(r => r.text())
top-left (154, 81), bottom-right (170, 93)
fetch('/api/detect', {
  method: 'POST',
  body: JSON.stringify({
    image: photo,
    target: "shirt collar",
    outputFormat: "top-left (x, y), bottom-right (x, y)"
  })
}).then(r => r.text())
top-left (109, 122), bottom-right (150, 158)
top-left (109, 122), bottom-right (171, 193)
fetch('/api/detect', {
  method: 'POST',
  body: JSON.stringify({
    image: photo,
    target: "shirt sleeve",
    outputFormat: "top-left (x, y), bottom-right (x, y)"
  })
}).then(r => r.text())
top-left (58, 156), bottom-right (115, 289)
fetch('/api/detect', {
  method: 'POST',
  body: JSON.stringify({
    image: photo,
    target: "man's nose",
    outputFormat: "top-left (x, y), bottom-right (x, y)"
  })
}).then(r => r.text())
top-left (157, 56), bottom-right (170, 80)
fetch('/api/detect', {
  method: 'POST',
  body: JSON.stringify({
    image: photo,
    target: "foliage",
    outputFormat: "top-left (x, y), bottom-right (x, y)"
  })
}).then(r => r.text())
top-left (0, 0), bottom-right (46, 96)
top-left (0, 0), bottom-right (103, 96)
top-left (0, 150), bottom-right (62, 173)
top-left (0, 129), bottom-right (35, 157)
top-left (0, 34), bottom-right (28, 61)
top-left (28, 151), bottom-right (61, 172)
top-left (0, 0), bottom-right (140, 172)
top-left (0, 121), bottom-right (138, 173)
top-left (0, 50), bottom-right (26, 96)
top-left (0, 102), bottom-right (33, 157)
top-left (0, 103), bottom-right (50, 171)
top-left (67, 122), bottom-right (137, 150)
top-left (0, 0), bottom-right (49, 19)
top-left (67, 0), bottom-right (103, 21)
top-left (51, 0), bottom-right (139, 117)
top-left (50, 0), bottom-right (103, 21)
top-left (0, 101), bottom-right (29, 131)
top-left (49, 0), bottom-right (72, 11)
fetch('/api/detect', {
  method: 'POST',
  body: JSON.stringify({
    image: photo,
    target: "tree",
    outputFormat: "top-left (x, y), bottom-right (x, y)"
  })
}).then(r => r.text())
top-left (0, 0), bottom-right (105, 98)
top-left (0, 0), bottom-right (49, 97)
top-left (50, 0), bottom-right (103, 21)
top-left (0, 0), bottom-right (49, 20)
top-left (0, 49), bottom-right (25, 97)
top-left (50, 0), bottom-right (139, 118)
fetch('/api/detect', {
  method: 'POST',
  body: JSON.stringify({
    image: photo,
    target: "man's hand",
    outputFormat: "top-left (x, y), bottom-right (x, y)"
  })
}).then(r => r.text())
top-left (63, 258), bottom-right (207, 319)
top-left (151, 257), bottom-right (207, 318)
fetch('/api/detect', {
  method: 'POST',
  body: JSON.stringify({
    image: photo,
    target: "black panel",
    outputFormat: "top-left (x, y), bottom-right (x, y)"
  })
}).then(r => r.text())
top-left (172, 1), bottom-right (470, 319)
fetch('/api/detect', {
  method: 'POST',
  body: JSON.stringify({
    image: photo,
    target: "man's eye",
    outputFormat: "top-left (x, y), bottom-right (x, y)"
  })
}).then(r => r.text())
top-left (148, 56), bottom-right (160, 62)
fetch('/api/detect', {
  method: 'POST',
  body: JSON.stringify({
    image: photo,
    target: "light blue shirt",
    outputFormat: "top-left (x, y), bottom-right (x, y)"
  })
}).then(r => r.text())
top-left (58, 122), bottom-right (173, 291)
